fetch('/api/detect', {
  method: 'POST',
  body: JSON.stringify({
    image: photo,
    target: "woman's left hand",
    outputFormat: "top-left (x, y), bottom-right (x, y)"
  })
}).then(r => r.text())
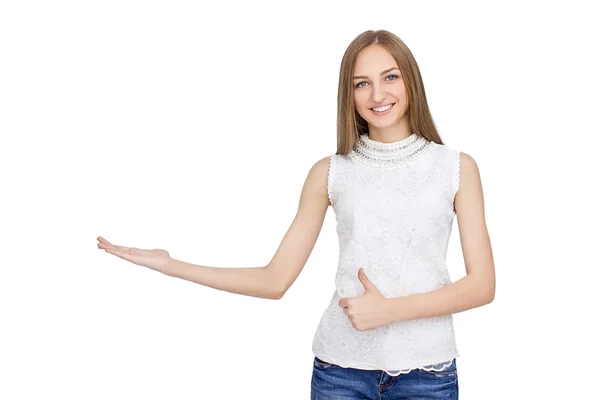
top-left (338, 268), bottom-right (394, 331)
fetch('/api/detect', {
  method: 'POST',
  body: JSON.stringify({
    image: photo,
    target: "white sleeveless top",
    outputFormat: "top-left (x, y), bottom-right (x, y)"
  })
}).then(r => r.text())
top-left (311, 132), bottom-right (461, 376)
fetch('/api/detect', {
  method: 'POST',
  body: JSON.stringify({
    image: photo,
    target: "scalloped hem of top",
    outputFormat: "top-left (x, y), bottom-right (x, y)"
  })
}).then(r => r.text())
top-left (313, 352), bottom-right (460, 376)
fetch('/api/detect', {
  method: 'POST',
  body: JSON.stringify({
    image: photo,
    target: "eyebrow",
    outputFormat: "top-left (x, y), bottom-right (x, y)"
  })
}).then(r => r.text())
top-left (353, 67), bottom-right (399, 80)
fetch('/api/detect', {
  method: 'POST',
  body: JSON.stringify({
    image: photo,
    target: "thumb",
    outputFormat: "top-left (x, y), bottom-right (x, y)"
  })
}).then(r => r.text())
top-left (358, 268), bottom-right (377, 292)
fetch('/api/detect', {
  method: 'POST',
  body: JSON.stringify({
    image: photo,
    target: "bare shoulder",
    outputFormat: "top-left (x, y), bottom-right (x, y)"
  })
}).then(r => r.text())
top-left (459, 151), bottom-right (481, 187)
top-left (460, 151), bottom-right (477, 170)
top-left (303, 155), bottom-right (331, 206)
top-left (310, 155), bottom-right (332, 174)
top-left (455, 151), bottom-right (484, 210)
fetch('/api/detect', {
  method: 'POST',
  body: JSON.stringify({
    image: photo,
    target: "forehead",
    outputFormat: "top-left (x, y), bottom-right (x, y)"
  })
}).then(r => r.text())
top-left (354, 44), bottom-right (398, 73)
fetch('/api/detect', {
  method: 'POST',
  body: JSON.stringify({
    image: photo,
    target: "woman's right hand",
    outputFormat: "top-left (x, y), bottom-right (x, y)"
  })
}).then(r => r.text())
top-left (97, 236), bottom-right (173, 274)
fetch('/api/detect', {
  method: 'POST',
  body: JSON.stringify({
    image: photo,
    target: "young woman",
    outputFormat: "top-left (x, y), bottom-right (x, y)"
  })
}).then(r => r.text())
top-left (97, 29), bottom-right (495, 399)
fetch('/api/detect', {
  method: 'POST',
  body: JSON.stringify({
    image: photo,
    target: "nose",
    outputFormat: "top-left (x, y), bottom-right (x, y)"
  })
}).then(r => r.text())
top-left (371, 82), bottom-right (386, 104)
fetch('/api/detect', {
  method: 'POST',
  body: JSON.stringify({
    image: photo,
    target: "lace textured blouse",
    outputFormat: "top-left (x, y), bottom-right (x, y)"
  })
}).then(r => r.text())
top-left (311, 132), bottom-right (461, 376)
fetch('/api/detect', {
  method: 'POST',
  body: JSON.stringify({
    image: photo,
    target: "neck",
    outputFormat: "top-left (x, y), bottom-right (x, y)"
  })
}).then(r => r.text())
top-left (350, 129), bottom-right (432, 170)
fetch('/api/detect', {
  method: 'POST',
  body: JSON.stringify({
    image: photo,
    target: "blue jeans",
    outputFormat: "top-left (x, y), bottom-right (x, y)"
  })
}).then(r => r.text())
top-left (311, 357), bottom-right (458, 399)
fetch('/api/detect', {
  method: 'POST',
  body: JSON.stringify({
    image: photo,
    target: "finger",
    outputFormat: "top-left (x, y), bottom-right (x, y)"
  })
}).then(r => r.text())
top-left (98, 238), bottom-right (121, 250)
top-left (97, 237), bottom-right (132, 252)
top-left (97, 240), bottom-right (132, 252)
top-left (97, 237), bottom-right (111, 245)
top-left (104, 246), bottom-right (135, 263)
top-left (339, 298), bottom-right (352, 308)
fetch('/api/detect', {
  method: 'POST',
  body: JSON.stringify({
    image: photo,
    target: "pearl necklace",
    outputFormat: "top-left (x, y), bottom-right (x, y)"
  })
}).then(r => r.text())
top-left (349, 133), bottom-right (433, 170)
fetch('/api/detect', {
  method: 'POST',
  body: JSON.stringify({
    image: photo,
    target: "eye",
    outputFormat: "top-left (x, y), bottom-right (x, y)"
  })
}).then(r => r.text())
top-left (354, 74), bottom-right (399, 89)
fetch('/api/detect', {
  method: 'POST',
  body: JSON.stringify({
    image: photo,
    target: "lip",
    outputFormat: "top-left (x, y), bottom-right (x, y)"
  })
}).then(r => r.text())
top-left (370, 103), bottom-right (395, 115)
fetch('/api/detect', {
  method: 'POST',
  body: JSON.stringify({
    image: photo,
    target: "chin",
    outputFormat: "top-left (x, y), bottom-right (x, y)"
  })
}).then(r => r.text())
top-left (367, 119), bottom-right (401, 130)
top-left (360, 111), bottom-right (402, 129)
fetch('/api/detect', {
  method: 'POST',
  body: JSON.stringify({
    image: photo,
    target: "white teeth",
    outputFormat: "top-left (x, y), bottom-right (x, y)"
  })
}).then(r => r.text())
top-left (372, 104), bottom-right (393, 112)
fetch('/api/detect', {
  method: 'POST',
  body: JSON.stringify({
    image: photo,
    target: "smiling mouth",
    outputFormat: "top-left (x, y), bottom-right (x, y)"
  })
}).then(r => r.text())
top-left (370, 103), bottom-right (396, 113)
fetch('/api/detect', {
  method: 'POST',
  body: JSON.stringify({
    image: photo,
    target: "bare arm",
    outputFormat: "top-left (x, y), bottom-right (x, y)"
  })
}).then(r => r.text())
top-left (164, 156), bottom-right (330, 299)
top-left (99, 156), bottom-right (331, 300)
top-left (162, 261), bottom-right (279, 299)
top-left (264, 155), bottom-right (331, 298)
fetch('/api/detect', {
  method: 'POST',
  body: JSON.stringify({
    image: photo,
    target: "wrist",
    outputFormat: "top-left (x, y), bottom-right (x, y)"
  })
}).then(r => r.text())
top-left (385, 295), bottom-right (410, 323)
top-left (161, 257), bottom-right (180, 276)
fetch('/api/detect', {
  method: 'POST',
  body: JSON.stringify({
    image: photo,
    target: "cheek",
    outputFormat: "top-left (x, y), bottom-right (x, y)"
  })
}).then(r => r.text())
top-left (395, 85), bottom-right (408, 101)
top-left (353, 92), bottom-right (369, 111)
top-left (354, 101), bottom-right (368, 119)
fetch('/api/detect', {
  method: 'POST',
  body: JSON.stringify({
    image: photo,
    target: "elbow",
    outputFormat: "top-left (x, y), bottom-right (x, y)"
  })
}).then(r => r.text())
top-left (268, 286), bottom-right (286, 300)
top-left (473, 270), bottom-right (495, 305)
top-left (487, 276), bottom-right (496, 304)
top-left (271, 290), bottom-right (284, 300)
top-left (472, 275), bottom-right (495, 305)
top-left (271, 284), bottom-right (288, 300)
top-left (264, 266), bottom-right (287, 300)
top-left (482, 282), bottom-right (495, 305)
top-left (266, 280), bottom-right (286, 300)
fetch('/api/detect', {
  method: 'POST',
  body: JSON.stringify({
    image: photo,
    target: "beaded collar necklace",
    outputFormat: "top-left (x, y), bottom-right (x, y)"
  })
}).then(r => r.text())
top-left (348, 132), bottom-right (433, 170)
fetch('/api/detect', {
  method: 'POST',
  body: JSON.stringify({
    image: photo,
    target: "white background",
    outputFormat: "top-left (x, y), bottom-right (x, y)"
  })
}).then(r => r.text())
top-left (1, 1), bottom-right (598, 399)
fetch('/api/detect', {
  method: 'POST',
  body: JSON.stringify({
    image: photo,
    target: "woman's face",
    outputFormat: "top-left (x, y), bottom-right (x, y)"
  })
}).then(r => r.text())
top-left (353, 44), bottom-right (408, 132)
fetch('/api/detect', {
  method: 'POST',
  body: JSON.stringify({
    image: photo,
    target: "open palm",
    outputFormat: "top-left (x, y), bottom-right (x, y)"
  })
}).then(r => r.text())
top-left (97, 236), bottom-right (172, 273)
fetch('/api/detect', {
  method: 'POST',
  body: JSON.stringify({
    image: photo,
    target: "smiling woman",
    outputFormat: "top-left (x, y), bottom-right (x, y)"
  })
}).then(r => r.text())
top-left (335, 30), bottom-right (444, 152)
top-left (308, 29), bottom-right (494, 400)
top-left (97, 28), bottom-right (495, 400)
top-left (354, 61), bottom-right (404, 118)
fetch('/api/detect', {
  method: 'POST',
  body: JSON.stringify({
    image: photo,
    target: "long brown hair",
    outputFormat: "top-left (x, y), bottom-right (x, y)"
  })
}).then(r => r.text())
top-left (336, 30), bottom-right (444, 155)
